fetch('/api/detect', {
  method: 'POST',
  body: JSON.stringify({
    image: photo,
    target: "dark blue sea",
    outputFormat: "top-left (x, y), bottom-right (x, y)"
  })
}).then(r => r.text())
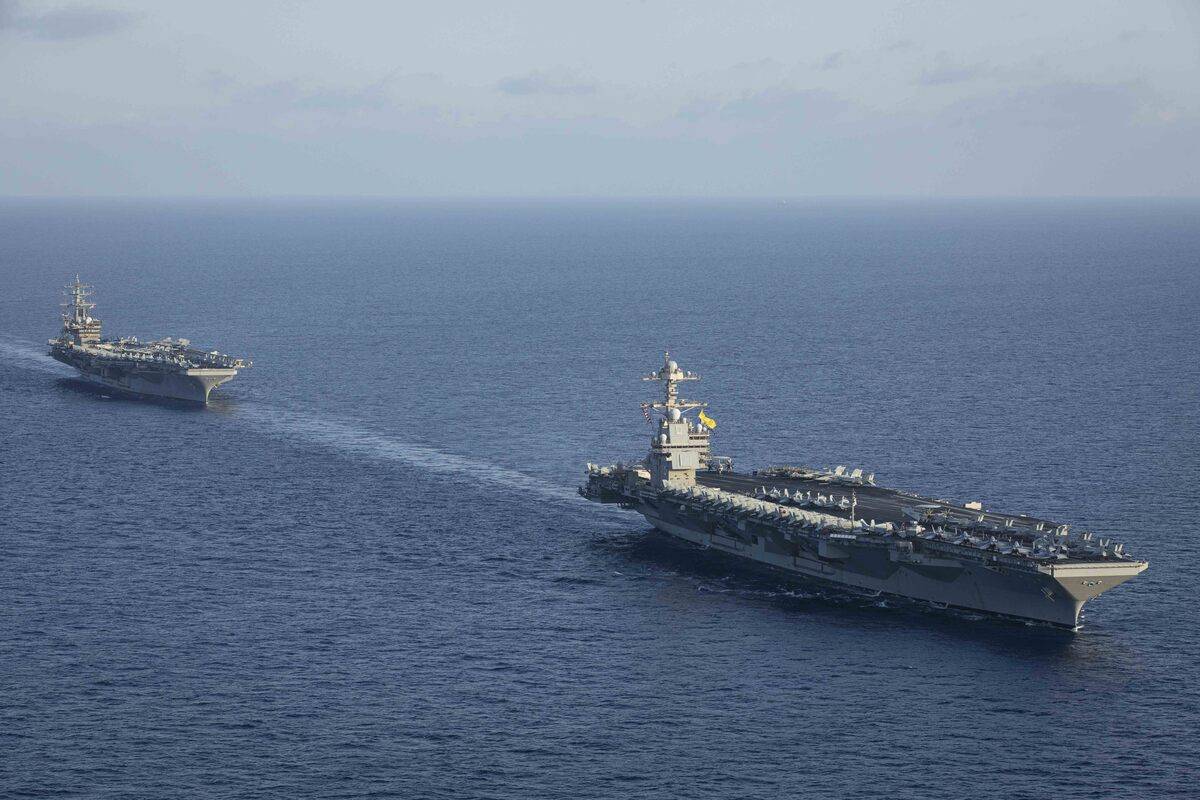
top-left (1, 199), bottom-right (1198, 799)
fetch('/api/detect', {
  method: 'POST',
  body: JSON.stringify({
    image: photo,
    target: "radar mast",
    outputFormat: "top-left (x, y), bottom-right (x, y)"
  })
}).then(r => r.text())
top-left (60, 276), bottom-right (102, 344)
top-left (641, 351), bottom-right (707, 422)
top-left (641, 352), bottom-right (714, 489)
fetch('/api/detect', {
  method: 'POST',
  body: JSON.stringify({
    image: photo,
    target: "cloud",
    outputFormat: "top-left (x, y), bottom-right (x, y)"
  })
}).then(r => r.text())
top-left (728, 57), bottom-right (784, 73)
top-left (918, 53), bottom-right (991, 86)
top-left (1115, 29), bottom-right (1147, 44)
top-left (678, 87), bottom-right (847, 126)
top-left (495, 70), bottom-right (597, 96)
top-left (204, 72), bottom-right (399, 115)
top-left (944, 81), bottom-right (1178, 131)
top-left (818, 51), bottom-right (845, 70)
top-left (0, 0), bottom-right (138, 40)
top-left (240, 80), bottom-right (391, 113)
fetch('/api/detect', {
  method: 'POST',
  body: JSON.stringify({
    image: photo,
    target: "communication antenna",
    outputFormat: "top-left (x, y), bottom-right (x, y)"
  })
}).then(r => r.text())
top-left (640, 351), bottom-right (707, 422)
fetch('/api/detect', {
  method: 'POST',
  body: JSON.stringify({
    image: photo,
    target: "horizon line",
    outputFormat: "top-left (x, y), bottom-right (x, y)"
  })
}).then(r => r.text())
top-left (2, 194), bottom-right (1199, 203)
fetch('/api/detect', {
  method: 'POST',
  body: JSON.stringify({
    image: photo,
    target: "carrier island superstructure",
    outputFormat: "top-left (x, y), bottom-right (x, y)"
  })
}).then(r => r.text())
top-left (581, 354), bottom-right (1147, 629)
top-left (48, 278), bottom-right (249, 405)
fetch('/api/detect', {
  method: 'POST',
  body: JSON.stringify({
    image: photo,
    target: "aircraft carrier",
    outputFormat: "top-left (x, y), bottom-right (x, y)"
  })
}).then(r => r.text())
top-left (48, 277), bottom-right (250, 405)
top-left (580, 354), bottom-right (1148, 629)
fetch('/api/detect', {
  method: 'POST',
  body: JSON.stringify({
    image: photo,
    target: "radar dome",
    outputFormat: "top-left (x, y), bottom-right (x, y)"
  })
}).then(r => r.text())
top-left (668, 360), bottom-right (678, 371)
top-left (669, 408), bottom-right (682, 422)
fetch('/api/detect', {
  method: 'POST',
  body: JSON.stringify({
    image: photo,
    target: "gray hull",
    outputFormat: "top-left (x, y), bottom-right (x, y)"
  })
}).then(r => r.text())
top-left (48, 278), bottom-right (248, 406)
top-left (583, 354), bottom-right (1146, 631)
top-left (634, 499), bottom-right (1143, 629)
top-left (55, 352), bottom-right (237, 405)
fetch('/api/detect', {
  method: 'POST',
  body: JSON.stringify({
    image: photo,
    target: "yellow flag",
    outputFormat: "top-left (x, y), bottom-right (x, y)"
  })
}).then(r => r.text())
top-left (698, 410), bottom-right (717, 430)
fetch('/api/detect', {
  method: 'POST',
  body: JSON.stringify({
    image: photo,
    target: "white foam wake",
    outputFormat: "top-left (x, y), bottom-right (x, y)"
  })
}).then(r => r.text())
top-left (0, 335), bottom-right (633, 523)
top-left (237, 404), bottom-right (626, 517)
top-left (0, 337), bottom-right (68, 375)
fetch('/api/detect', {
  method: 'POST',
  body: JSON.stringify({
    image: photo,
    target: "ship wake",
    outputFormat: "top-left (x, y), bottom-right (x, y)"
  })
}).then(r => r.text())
top-left (0, 337), bottom-right (68, 375)
top-left (0, 335), bottom-right (628, 520)
top-left (237, 404), bottom-right (626, 517)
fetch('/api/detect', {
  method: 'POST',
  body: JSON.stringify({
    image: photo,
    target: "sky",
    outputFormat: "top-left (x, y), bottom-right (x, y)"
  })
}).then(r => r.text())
top-left (1, 0), bottom-right (1198, 197)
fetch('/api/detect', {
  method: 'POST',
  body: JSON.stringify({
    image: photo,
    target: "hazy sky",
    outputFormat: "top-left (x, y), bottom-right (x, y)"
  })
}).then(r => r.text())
top-left (2, 0), bottom-right (1198, 197)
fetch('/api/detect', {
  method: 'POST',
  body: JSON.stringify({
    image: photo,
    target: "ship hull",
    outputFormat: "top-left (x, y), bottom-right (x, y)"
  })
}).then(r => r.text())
top-left (584, 353), bottom-right (1145, 630)
top-left (51, 350), bottom-right (237, 405)
top-left (619, 495), bottom-right (1145, 630)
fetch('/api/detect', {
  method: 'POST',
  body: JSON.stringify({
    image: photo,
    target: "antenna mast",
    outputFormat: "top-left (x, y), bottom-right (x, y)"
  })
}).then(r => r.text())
top-left (58, 276), bottom-right (102, 344)
top-left (641, 351), bottom-right (707, 423)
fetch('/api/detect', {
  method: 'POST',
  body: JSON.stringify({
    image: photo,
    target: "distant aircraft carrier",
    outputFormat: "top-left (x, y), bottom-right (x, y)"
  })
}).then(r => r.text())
top-left (48, 277), bottom-right (249, 405)
top-left (581, 354), bottom-right (1147, 629)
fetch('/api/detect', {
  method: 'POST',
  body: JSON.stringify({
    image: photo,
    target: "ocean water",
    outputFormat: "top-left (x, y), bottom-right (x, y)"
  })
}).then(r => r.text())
top-left (1, 199), bottom-right (1198, 799)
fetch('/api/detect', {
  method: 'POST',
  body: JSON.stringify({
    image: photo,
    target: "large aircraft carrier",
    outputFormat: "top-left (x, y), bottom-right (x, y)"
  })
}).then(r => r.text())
top-left (581, 354), bottom-right (1147, 629)
top-left (48, 277), bottom-right (249, 405)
